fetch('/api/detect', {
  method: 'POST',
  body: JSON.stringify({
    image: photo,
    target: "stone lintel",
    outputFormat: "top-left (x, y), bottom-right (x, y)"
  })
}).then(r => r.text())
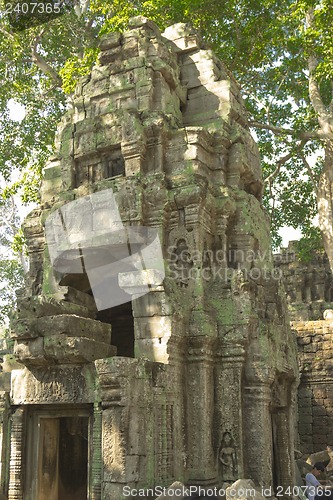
top-left (12, 315), bottom-right (111, 344)
top-left (10, 365), bottom-right (97, 405)
top-left (14, 336), bottom-right (116, 366)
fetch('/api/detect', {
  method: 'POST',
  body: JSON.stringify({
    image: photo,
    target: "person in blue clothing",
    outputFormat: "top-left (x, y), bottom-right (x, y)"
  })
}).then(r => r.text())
top-left (305, 462), bottom-right (333, 500)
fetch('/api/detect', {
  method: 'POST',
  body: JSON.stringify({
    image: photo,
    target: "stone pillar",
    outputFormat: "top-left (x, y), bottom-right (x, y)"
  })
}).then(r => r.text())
top-left (273, 409), bottom-right (293, 491)
top-left (120, 280), bottom-right (170, 363)
top-left (243, 376), bottom-right (274, 487)
top-left (91, 402), bottom-right (103, 500)
top-left (97, 364), bottom-right (126, 500)
top-left (215, 343), bottom-right (245, 482)
top-left (0, 391), bottom-right (10, 497)
top-left (120, 94), bottom-right (146, 176)
top-left (271, 377), bottom-right (297, 494)
top-left (166, 334), bottom-right (186, 480)
top-left (186, 337), bottom-right (216, 485)
top-left (8, 407), bottom-right (25, 500)
top-left (97, 358), bottom-right (155, 498)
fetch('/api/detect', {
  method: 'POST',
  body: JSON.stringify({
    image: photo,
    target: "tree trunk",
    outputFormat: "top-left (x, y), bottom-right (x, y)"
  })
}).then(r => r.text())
top-left (317, 140), bottom-right (333, 271)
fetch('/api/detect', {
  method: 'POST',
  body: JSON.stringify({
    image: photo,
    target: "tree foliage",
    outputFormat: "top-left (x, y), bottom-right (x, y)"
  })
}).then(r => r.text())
top-left (0, 193), bottom-right (26, 326)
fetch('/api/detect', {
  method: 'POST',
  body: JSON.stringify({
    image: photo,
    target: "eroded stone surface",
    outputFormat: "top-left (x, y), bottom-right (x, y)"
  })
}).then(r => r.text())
top-left (277, 243), bottom-right (333, 455)
top-left (3, 17), bottom-right (299, 500)
top-left (226, 479), bottom-right (266, 500)
top-left (274, 241), bottom-right (333, 321)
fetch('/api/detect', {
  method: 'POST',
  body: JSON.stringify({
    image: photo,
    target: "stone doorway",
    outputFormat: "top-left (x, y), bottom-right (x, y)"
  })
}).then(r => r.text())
top-left (25, 407), bottom-right (90, 500)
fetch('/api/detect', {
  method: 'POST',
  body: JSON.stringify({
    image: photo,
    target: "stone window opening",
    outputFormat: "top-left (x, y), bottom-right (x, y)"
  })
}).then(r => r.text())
top-left (102, 147), bottom-right (125, 178)
top-left (59, 272), bottom-right (135, 357)
top-left (73, 147), bottom-right (125, 187)
top-left (96, 301), bottom-right (135, 358)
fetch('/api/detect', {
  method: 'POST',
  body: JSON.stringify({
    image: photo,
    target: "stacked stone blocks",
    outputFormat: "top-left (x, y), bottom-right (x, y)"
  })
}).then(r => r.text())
top-left (0, 18), bottom-right (299, 499)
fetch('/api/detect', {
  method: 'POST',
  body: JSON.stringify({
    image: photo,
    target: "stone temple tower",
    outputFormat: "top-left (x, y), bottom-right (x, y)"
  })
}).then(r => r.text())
top-left (1, 17), bottom-right (299, 500)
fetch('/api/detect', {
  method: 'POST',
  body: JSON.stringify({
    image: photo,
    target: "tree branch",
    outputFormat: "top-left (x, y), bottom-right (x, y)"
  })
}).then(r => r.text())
top-left (308, 55), bottom-right (328, 121)
top-left (299, 151), bottom-right (318, 195)
top-left (249, 120), bottom-right (324, 139)
top-left (0, 195), bottom-right (16, 235)
top-left (81, 0), bottom-right (91, 15)
top-left (249, 121), bottom-right (295, 135)
top-left (0, 25), bottom-right (15, 42)
top-left (0, 195), bottom-right (29, 275)
top-left (72, 0), bottom-right (90, 17)
top-left (306, 8), bottom-right (331, 133)
top-left (264, 139), bottom-right (309, 185)
top-left (31, 31), bottom-right (62, 87)
top-left (264, 151), bottom-right (295, 185)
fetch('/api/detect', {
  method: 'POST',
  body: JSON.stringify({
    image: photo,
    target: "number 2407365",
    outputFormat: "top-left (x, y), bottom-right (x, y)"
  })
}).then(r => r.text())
top-left (4, 3), bottom-right (61, 15)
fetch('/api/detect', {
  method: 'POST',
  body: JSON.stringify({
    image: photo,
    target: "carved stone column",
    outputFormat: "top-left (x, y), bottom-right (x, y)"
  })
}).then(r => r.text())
top-left (166, 334), bottom-right (186, 481)
top-left (215, 343), bottom-right (245, 482)
top-left (8, 407), bottom-right (25, 500)
top-left (271, 377), bottom-right (297, 494)
top-left (97, 363), bottom-right (126, 499)
top-left (243, 378), bottom-right (274, 487)
top-left (186, 336), bottom-right (216, 485)
top-left (91, 402), bottom-right (103, 500)
top-left (0, 391), bottom-right (10, 497)
top-left (273, 409), bottom-right (293, 491)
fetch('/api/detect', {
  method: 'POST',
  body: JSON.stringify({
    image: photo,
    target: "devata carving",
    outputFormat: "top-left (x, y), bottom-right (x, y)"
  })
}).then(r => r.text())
top-left (170, 239), bottom-right (194, 288)
top-left (219, 432), bottom-right (237, 481)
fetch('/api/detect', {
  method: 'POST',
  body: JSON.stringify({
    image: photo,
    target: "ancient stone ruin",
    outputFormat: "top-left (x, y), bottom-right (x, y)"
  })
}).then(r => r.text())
top-left (275, 244), bottom-right (333, 456)
top-left (0, 18), bottom-right (299, 499)
top-left (274, 242), bottom-right (333, 322)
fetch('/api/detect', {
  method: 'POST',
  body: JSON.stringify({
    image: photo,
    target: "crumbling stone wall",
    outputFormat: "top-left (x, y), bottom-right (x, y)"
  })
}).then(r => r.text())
top-left (275, 243), bottom-right (333, 455)
top-left (274, 242), bottom-right (333, 321)
top-left (0, 18), bottom-right (299, 499)
top-left (295, 318), bottom-right (333, 454)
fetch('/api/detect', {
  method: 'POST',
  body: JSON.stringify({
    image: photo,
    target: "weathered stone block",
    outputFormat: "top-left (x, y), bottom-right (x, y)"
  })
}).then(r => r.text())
top-left (119, 269), bottom-right (164, 294)
top-left (51, 286), bottom-right (96, 311)
top-left (99, 32), bottom-right (122, 51)
top-left (162, 23), bottom-right (202, 54)
top-left (125, 455), bottom-right (140, 482)
top-left (11, 364), bottom-right (96, 404)
top-left (16, 295), bottom-right (94, 320)
top-left (132, 292), bottom-right (171, 317)
top-left (135, 339), bottom-right (169, 363)
top-left (155, 482), bottom-right (189, 499)
top-left (128, 16), bottom-right (161, 37)
top-left (226, 479), bottom-right (265, 500)
top-left (134, 316), bottom-right (171, 340)
top-left (14, 337), bottom-right (46, 365)
top-left (0, 373), bottom-right (11, 391)
top-left (43, 335), bottom-right (116, 363)
top-left (98, 46), bottom-right (122, 65)
top-left (13, 315), bottom-right (111, 344)
top-left (301, 424), bottom-right (313, 435)
top-left (298, 415), bottom-right (313, 425)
